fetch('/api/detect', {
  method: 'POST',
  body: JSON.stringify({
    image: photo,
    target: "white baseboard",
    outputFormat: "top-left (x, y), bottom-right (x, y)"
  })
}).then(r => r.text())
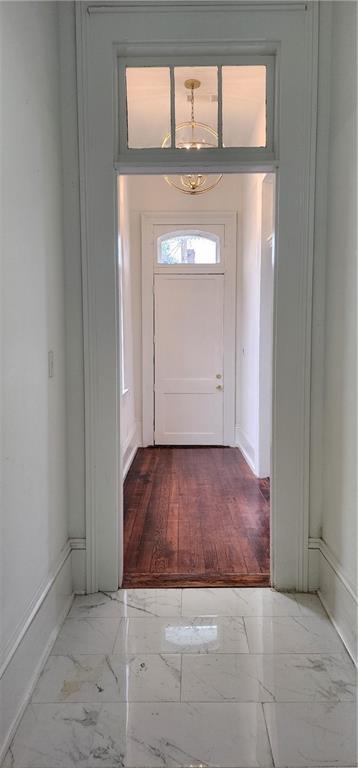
top-left (70, 538), bottom-right (87, 594)
top-left (122, 420), bottom-right (141, 480)
top-left (0, 544), bottom-right (73, 763)
top-left (309, 537), bottom-right (357, 665)
top-left (235, 427), bottom-right (258, 476)
top-left (308, 546), bottom-right (320, 591)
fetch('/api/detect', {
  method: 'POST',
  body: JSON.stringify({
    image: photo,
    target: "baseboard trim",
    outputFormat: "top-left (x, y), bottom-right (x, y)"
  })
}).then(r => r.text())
top-left (235, 427), bottom-right (258, 476)
top-left (318, 588), bottom-right (357, 668)
top-left (69, 537), bottom-right (86, 550)
top-left (123, 421), bottom-right (141, 480)
top-left (309, 537), bottom-right (357, 665)
top-left (70, 538), bottom-right (87, 594)
top-left (0, 541), bottom-right (71, 678)
top-left (308, 537), bottom-right (357, 602)
top-left (0, 546), bottom-right (73, 763)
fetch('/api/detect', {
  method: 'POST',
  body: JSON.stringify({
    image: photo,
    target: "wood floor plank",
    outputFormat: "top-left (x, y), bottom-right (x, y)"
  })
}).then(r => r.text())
top-left (123, 446), bottom-right (270, 588)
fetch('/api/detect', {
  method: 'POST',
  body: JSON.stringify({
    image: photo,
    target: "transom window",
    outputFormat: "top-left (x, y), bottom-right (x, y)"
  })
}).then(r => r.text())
top-left (117, 55), bottom-right (275, 165)
top-left (158, 232), bottom-right (220, 266)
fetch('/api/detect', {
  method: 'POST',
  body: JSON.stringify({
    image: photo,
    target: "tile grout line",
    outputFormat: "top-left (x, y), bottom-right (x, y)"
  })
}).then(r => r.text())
top-left (29, 697), bottom-right (357, 705)
top-left (47, 650), bottom-right (354, 656)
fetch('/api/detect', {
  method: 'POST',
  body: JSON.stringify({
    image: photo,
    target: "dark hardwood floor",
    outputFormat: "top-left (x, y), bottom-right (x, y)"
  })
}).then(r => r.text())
top-left (123, 446), bottom-right (270, 588)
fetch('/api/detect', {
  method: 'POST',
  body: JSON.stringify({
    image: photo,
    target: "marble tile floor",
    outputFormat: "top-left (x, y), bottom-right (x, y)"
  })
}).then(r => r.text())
top-left (2, 588), bottom-right (357, 768)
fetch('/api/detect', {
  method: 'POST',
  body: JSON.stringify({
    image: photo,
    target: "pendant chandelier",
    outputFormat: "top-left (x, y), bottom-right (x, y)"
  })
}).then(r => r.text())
top-left (161, 78), bottom-right (223, 195)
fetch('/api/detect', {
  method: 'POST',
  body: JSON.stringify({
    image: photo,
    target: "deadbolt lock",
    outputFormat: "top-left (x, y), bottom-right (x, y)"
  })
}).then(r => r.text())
top-left (216, 374), bottom-right (222, 379)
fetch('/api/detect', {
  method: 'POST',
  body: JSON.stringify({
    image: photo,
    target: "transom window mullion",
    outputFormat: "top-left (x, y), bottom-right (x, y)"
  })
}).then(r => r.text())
top-left (170, 66), bottom-right (176, 150)
top-left (217, 65), bottom-right (223, 149)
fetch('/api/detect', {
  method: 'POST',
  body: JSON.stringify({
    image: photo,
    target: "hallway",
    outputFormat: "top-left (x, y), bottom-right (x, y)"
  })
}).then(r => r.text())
top-left (1, 3), bottom-right (357, 766)
top-left (123, 447), bottom-right (270, 587)
top-left (3, 587), bottom-right (356, 767)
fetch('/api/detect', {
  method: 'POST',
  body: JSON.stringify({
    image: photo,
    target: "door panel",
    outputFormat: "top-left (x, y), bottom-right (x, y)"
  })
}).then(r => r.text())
top-left (154, 274), bottom-right (224, 445)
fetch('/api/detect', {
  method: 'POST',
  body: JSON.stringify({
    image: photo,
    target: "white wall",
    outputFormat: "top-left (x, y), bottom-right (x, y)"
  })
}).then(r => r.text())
top-left (118, 176), bottom-right (138, 477)
top-left (237, 174), bottom-right (263, 470)
top-left (309, 2), bottom-right (357, 660)
top-left (237, 173), bottom-right (274, 477)
top-left (321, 0), bottom-right (356, 587)
top-left (258, 177), bottom-right (274, 477)
top-left (0, 2), bottom-right (71, 755)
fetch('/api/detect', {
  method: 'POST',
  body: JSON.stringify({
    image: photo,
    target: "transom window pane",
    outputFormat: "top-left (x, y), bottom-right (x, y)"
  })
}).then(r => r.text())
top-left (222, 66), bottom-right (266, 147)
top-left (173, 67), bottom-right (218, 150)
top-left (158, 233), bottom-right (219, 265)
top-left (126, 67), bottom-right (171, 148)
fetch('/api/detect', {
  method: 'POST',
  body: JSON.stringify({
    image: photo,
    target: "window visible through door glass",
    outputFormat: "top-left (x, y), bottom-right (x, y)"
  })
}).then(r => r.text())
top-left (158, 233), bottom-right (219, 265)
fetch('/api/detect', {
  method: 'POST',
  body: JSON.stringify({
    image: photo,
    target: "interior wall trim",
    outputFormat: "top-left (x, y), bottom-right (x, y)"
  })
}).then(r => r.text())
top-left (70, 539), bottom-right (87, 595)
top-left (76, 1), bottom-right (319, 593)
top-left (122, 420), bottom-right (141, 480)
top-left (0, 541), bottom-right (71, 680)
top-left (309, 537), bottom-right (357, 665)
top-left (308, 537), bottom-right (357, 603)
top-left (86, 3), bottom-right (308, 15)
top-left (76, 0), bottom-right (98, 595)
top-left (69, 537), bottom-right (87, 550)
top-left (0, 552), bottom-right (73, 764)
top-left (141, 211), bottom-right (237, 449)
top-left (235, 426), bottom-right (258, 477)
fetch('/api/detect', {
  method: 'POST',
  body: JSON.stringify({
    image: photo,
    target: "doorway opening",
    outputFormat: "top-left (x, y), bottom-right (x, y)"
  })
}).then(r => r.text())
top-left (118, 172), bottom-right (275, 588)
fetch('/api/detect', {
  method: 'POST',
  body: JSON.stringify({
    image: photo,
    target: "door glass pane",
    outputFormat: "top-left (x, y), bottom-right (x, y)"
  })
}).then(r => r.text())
top-left (165, 67), bottom-right (218, 150)
top-left (126, 67), bottom-right (171, 148)
top-left (158, 233), bottom-right (219, 265)
top-left (222, 66), bottom-right (266, 147)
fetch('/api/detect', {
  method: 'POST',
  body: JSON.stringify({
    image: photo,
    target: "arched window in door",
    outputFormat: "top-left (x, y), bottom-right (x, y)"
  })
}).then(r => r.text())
top-left (157, 231), bottom-right (220, 265)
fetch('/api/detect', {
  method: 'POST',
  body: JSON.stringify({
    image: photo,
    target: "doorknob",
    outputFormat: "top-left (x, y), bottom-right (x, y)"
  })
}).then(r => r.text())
top-left (216, 384), bottom-right (223, 390)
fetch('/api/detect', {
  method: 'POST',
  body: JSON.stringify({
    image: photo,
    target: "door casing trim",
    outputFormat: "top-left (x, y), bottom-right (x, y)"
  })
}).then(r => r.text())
top-left (141, 211), bottom-right (238, 447)
top-left (75, 1), bottom-right (319, 592)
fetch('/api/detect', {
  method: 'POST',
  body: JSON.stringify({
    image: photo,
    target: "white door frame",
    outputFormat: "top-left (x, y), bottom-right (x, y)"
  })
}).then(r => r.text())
top-left (141, 212), bottom-right (237, 447)
top-left (76, 1), bottom-right (318, 592)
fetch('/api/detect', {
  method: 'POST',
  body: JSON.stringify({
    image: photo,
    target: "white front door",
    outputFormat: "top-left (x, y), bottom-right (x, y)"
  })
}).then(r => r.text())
top-left (154, 274), bottom-right (224, 445)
